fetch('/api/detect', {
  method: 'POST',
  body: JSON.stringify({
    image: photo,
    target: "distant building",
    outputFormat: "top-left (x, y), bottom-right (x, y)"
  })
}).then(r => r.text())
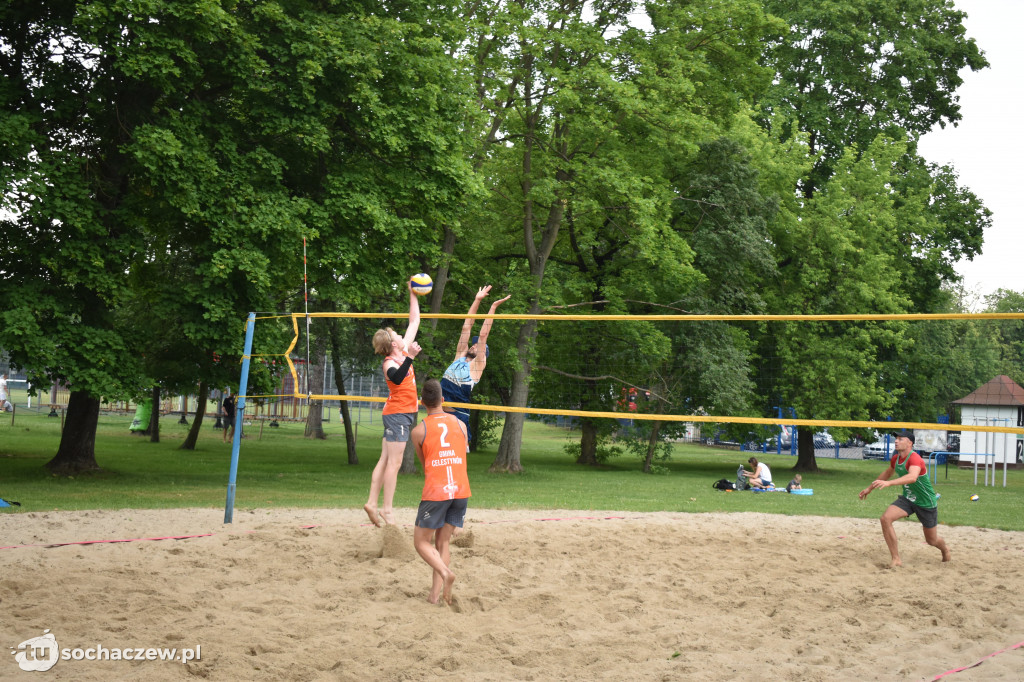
top-left (952, 375), bottom-right (1024, 466)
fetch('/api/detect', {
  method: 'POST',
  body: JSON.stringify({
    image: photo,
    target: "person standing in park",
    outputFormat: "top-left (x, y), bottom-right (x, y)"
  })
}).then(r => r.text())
top-left (365, 281), bottom-right (422, 527)
top-left (440, 285), bottom-right (510, 450)
top-left (0, 373), bottom-right (12, 412)
top-left (859, 429), bottom-right (951, 567)
top-left (222, 392), bottom-right (236, 443)
top-left (411, 378), bottom-right (470, 605)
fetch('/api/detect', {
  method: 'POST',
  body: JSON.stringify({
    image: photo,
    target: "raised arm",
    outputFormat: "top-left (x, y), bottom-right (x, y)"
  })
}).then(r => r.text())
top-left (402, 281), bottom-right (421, 349)
top-left (455, 286), bottom-right (491, 357)
top-left (475, 293), bottom-right (511, 349)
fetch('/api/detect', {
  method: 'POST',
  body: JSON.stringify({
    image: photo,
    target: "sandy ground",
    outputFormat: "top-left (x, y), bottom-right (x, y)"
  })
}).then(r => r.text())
top-left (2, 507), bottom-right (1023, 681)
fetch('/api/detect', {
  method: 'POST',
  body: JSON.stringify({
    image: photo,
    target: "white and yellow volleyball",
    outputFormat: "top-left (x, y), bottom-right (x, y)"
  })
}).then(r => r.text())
top-left (970, 494), bottom-right (980, 502)
top-left (410, 273), bottom-right (433, 296)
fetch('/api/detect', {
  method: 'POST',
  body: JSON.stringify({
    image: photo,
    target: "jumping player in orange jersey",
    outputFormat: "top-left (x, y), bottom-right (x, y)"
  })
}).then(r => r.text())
top-left (365, 281), bottom-right (422, 527)
top-left (411, 379), bottom-right (470, 605)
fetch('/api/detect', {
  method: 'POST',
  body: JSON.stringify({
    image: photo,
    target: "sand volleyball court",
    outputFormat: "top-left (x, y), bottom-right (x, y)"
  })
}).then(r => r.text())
top-left (3, 508), bottom-right (1023, 680)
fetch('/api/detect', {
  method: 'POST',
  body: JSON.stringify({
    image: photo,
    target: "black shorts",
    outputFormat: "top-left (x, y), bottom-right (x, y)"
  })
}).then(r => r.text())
top-left (415, 498), bottom-right (468, 529)
top-left (891, 496), bottom-right (938, 529)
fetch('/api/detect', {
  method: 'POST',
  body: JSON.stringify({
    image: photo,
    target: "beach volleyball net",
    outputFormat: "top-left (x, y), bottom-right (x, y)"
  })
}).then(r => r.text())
top-left (236, 311), bottom-right (1024, 439)
top-left (221, 310), bottom-right (1024, 520)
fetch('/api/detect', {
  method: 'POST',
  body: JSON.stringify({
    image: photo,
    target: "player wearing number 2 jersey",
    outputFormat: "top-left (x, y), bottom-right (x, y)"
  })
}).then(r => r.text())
top-left (411, 379), bottom-right (469, 605)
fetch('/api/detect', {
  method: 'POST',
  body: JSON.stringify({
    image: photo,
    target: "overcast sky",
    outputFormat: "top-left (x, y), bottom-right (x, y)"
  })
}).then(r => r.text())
top-left (916, 0), bottom-right (1024, 304)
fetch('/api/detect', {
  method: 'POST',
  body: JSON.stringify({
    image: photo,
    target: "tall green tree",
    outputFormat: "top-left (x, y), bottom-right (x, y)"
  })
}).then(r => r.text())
top-left (454, 0), bottom-right (780, 472)
top-left (759, 0), bottom-right (988, 195)
top-left (0, 1), bottom-right (475, 472)
top-left (986, 290), bottom-right (1024, 390)
top-left (753, 1), bottom-right (991, 469)
top-left (763, 136), bottom-right (912, 471)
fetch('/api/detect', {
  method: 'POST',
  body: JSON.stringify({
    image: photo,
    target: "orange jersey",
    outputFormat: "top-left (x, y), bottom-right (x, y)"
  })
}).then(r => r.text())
top-left (419, 413), bottom-right (471, 501)
top-left (382, 353), bottom-right (417, 415)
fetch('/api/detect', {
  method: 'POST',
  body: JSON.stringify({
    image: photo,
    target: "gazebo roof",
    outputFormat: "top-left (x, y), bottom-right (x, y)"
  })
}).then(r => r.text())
top-left (952, 375), bottom-right (1024, 407)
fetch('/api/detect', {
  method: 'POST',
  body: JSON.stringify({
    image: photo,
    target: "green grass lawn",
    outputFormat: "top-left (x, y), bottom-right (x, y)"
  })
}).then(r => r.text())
top-left (1, 405), bottom-right (1020, 530)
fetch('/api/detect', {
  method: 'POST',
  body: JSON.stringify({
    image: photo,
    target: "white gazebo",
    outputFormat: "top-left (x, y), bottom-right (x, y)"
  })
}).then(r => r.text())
top-left (952, 375), bottom-right (1024, 466)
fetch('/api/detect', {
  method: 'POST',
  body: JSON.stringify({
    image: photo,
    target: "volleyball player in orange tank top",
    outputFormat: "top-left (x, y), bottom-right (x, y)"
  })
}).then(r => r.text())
top-left (364, 281), bottom-right (421, 527)
top-left (411, 379), bottom-right (469, 605)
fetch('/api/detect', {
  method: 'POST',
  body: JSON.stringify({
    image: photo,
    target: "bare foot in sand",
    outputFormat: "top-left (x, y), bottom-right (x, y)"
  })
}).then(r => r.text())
top-left (889, 558), bottom-right (902, 568)
top-left (442, 571), bottom-right (456, 605)
top-left (363, 504), bottom-right (382, 527)
top-left (941, 547), bottom-right (951, 562)
top-left (379, 510), bottom-right (397, 526)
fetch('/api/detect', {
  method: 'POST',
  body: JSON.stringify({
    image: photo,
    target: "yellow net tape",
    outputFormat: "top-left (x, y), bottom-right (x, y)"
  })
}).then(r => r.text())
top-left (243, 394), bottom-right (1022, 436)
top-left (234, 311), bottom-right (1024, 436)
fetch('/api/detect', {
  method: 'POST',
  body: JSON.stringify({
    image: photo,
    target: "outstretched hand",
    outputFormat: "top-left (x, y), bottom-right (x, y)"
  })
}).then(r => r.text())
top-left (859, 480), bottom-right (886, 499)
top-left (489, 294), bottom-right (511, 311)
top-left (475, 285), bottom-right (492, 300)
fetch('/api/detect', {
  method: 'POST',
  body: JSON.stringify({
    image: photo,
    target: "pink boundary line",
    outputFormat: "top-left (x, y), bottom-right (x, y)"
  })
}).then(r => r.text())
top-left (0, 533), bottom-right (216, 550)
top-left (1, 514), bottom-right (634, 550)
top-left (931, 639), bottom-right (1024, 680)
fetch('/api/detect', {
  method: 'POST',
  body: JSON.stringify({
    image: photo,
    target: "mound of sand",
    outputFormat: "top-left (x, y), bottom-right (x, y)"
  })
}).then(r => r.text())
top-left (2, 507), bottom-right (1022, 680)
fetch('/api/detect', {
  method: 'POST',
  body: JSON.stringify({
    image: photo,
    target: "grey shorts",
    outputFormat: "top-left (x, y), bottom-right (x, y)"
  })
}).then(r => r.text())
top-left (415, 498), bottom-right (468, 529)
top-left (382, 412), bottom-right (416, 443)
top-left (892, 496), bottom-right (939, 529)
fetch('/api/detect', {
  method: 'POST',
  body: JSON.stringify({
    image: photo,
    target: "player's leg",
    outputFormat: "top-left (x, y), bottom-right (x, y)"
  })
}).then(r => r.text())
top-left (918, 506), bottom-right (951, 562)
top-left (436, 525), bottom-right (457, 605)
top-left (922, 526), bottom-right (951, 562)
top-left (413, 526), bottom-right (450, 603)
top-left (379, 438), bottom-right (409, 525)
top-left (436, 499), bottom-right (466, 604)
top-left (414, 501), bottom-right (455, 604)
top-left (364, 438), bottom-right (388, 527)
top-left (880, 501), bottom-right (910, 567)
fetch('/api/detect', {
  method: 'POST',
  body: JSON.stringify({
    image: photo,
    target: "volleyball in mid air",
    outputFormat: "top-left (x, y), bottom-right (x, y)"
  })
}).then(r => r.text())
top-left (410, 273), bottom-right (433, 296)
top-left (970, 494), bottom-right (980, 502)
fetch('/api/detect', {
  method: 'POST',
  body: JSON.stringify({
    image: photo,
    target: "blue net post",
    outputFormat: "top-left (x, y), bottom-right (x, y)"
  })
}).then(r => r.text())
top-left (224, 312), bottom-right (257, 524)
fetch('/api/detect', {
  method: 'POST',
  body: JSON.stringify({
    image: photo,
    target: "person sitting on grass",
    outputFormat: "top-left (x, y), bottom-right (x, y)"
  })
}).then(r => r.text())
top-left (742, 457), bottom-right (773, 489)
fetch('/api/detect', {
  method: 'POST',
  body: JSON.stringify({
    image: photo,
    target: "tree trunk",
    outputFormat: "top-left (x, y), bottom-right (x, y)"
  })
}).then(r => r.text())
top-left (428, 226), bottom-right (458, 330)
top-left (794, 427), bottom-right (819, 472)
top-left (327, 318), bottom-right (358, 463)
top-left (490, 319), bottom-right (537, 473)
top-left (577, 418), bottom-right (600, 465)
top-left (304, 330), bottom-right (327, 439)
top-left (469, 409), bottom-right (481, 453)
top-left (643, 420), bottom-right (664, 473)
top-left (45, 390), bottom-right (101, 475)
top-left (149, 385), bottom-right (161, 443)
top-left (179, 381), bottom-right (208, 450)
top-left (487, 72), bottom-right (567, 472)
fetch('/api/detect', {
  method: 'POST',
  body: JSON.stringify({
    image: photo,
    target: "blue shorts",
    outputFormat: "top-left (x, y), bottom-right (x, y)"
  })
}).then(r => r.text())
top-left (382, 412), bottom-right (416, 443)
top-left (415, 498), bottom-right (468, 529)
top-left (452, 410), bottom-right (471, 448)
